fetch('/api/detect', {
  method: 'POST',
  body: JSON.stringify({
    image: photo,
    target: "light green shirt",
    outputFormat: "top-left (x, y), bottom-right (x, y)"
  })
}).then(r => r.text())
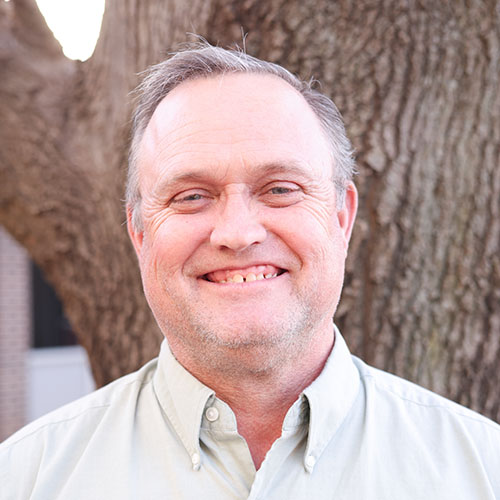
top-left (2, 328), bottom-right (499, 499)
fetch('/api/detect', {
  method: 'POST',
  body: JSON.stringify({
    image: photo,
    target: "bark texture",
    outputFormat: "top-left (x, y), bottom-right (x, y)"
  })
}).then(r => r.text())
top-left (1, 0), bottom-right (499, 420)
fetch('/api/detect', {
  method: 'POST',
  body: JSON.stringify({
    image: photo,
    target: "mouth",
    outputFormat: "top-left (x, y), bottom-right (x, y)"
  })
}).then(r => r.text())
top-left (200, 265), bottom-right (287, 284)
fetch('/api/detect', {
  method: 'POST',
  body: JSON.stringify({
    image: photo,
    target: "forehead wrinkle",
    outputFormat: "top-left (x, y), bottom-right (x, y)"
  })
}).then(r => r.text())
top-left (252, 160), bottom-right (324, 180)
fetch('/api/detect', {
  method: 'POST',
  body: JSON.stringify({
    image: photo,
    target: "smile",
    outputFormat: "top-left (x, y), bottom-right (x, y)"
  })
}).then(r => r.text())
top-left (201, 265), bottom-right (287, 284)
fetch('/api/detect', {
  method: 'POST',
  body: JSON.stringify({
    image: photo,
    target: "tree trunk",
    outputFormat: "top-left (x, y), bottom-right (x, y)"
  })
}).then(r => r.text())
top-left (1, 0), bottom-right (499, 421)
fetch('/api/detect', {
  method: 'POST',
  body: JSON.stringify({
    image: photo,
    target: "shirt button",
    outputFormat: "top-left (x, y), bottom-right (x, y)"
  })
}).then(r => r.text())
top-left (205, 407), bottom-right (219, 422)
top-left (305, 455), bottom-right (316, 470)
top-left (191, 453), bottom-right (200, 470)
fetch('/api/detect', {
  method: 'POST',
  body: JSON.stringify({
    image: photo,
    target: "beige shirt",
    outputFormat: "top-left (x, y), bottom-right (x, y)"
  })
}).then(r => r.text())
top-left (2, 328), bottom-right (500, 499)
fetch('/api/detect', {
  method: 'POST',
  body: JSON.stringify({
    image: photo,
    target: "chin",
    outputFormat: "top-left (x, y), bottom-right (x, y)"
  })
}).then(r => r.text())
top-left (204, 322), bottom-right (286, 348)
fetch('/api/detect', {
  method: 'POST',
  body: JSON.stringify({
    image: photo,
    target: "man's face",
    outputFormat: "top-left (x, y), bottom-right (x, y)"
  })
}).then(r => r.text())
top-left (129, 73), bottom-right (357, 374)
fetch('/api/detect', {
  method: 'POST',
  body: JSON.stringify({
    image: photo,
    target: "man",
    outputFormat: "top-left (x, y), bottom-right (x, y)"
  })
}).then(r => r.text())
top-left (1, 44), bottom-right (499, 499)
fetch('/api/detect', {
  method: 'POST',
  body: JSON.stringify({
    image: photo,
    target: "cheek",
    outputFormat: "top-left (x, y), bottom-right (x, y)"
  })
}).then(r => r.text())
top-left (267, 206), bottom-right (340, 262)
top-left (142, 217), bottom-right (210, 279)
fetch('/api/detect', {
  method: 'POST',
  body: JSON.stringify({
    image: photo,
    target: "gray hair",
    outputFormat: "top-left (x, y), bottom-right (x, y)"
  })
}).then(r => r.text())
top-left (127, 43), bottom-right (356, 230)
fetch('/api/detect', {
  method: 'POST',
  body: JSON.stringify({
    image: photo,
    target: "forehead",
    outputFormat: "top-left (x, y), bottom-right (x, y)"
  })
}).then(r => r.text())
top-left (138, 73), bottom-right (332, 187)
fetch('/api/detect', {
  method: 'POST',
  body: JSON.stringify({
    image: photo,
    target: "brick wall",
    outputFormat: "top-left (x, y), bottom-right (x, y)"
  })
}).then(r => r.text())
top-left (0, 227), bottom-right (31, 441)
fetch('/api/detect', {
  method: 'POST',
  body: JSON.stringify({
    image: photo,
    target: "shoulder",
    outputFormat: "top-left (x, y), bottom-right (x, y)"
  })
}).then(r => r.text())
top-left (0, 357), bottom-right (160, 500)
top-left (353, 356), bottom-right (500, 431)
top-left (0, 357), bottom-right (158, 469)
top-left (352, 355), bottom-right (500, 472)
top-left (351, 356), bottom-right (500, 494)
top-left (353, 355), bottom-right (499, 429)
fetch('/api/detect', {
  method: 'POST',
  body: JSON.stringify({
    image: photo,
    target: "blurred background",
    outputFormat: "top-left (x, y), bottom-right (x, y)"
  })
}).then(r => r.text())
top-left (0, 0), bottom-right (103, 441)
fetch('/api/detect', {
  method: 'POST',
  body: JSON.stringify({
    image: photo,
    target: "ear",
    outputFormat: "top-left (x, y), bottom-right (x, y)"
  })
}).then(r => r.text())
top-left (126, 205), bottom-right (144, 258)
top-left (337, 182), bottom-right (358, 250)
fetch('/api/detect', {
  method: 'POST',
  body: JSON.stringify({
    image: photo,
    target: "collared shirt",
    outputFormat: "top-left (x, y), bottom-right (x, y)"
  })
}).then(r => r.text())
top-left (1, 327), bottom-right (499, 499)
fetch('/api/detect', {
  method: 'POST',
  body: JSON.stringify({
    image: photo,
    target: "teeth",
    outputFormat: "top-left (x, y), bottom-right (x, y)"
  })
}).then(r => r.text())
top-left (211, 271), bottom-right (281, 283)
top-left (265, 273), bottom-right (279, 279)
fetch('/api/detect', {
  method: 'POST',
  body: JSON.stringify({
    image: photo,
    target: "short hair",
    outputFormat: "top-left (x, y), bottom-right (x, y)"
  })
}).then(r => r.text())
top-left (127, 43), bottom-right (356, 230)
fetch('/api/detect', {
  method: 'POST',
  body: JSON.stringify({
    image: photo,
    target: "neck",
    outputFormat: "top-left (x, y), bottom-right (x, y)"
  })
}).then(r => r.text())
top-left (211, 368), bottom-right (319, 469)
top-left (169, 326), bottom-right (335, 469)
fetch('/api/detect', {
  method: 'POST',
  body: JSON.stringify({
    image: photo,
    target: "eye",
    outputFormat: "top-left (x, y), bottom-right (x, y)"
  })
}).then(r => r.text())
top-left (171, 189), bottom-right (209, 203)
top-left (169, 189), bottom-right (212, 212)
top-left (269, 186), bottom-right (297, 195)
top-left (262, 182), bottom-right (303, 207)
top-left (175, 193), bottom-right (204, 202)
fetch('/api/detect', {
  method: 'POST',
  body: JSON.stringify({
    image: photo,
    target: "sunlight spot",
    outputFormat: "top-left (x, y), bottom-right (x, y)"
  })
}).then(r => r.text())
top-left (36, 0), bottom-right (105, 61)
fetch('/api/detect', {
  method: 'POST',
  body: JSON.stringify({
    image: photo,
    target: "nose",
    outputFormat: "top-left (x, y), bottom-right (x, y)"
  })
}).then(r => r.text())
top-left (210, 194), bottom-right (267, 251)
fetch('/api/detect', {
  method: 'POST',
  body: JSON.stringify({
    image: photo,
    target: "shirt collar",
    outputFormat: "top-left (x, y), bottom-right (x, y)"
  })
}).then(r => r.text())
top-left (302, 324), bottom-right (360, 467)
top-left (153, 341), bottom-right (214, 466)
top-left (152, 325), bottom-right (360, 470)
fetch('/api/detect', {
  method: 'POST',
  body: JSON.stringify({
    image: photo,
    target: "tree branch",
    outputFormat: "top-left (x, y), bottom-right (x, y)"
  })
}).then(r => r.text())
top-left (12, 0), bottom-right (62, 57)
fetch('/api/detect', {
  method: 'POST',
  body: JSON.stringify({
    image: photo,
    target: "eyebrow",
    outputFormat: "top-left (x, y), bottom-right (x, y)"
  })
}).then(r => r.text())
top-left (151, 160), bottom-right (315, 197)
top-left (253, 161), bottom-right (313, 179)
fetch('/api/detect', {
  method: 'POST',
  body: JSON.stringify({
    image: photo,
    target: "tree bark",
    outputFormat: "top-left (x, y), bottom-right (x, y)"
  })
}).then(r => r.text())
top-left (1, 0), bottom-right (499, 421)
